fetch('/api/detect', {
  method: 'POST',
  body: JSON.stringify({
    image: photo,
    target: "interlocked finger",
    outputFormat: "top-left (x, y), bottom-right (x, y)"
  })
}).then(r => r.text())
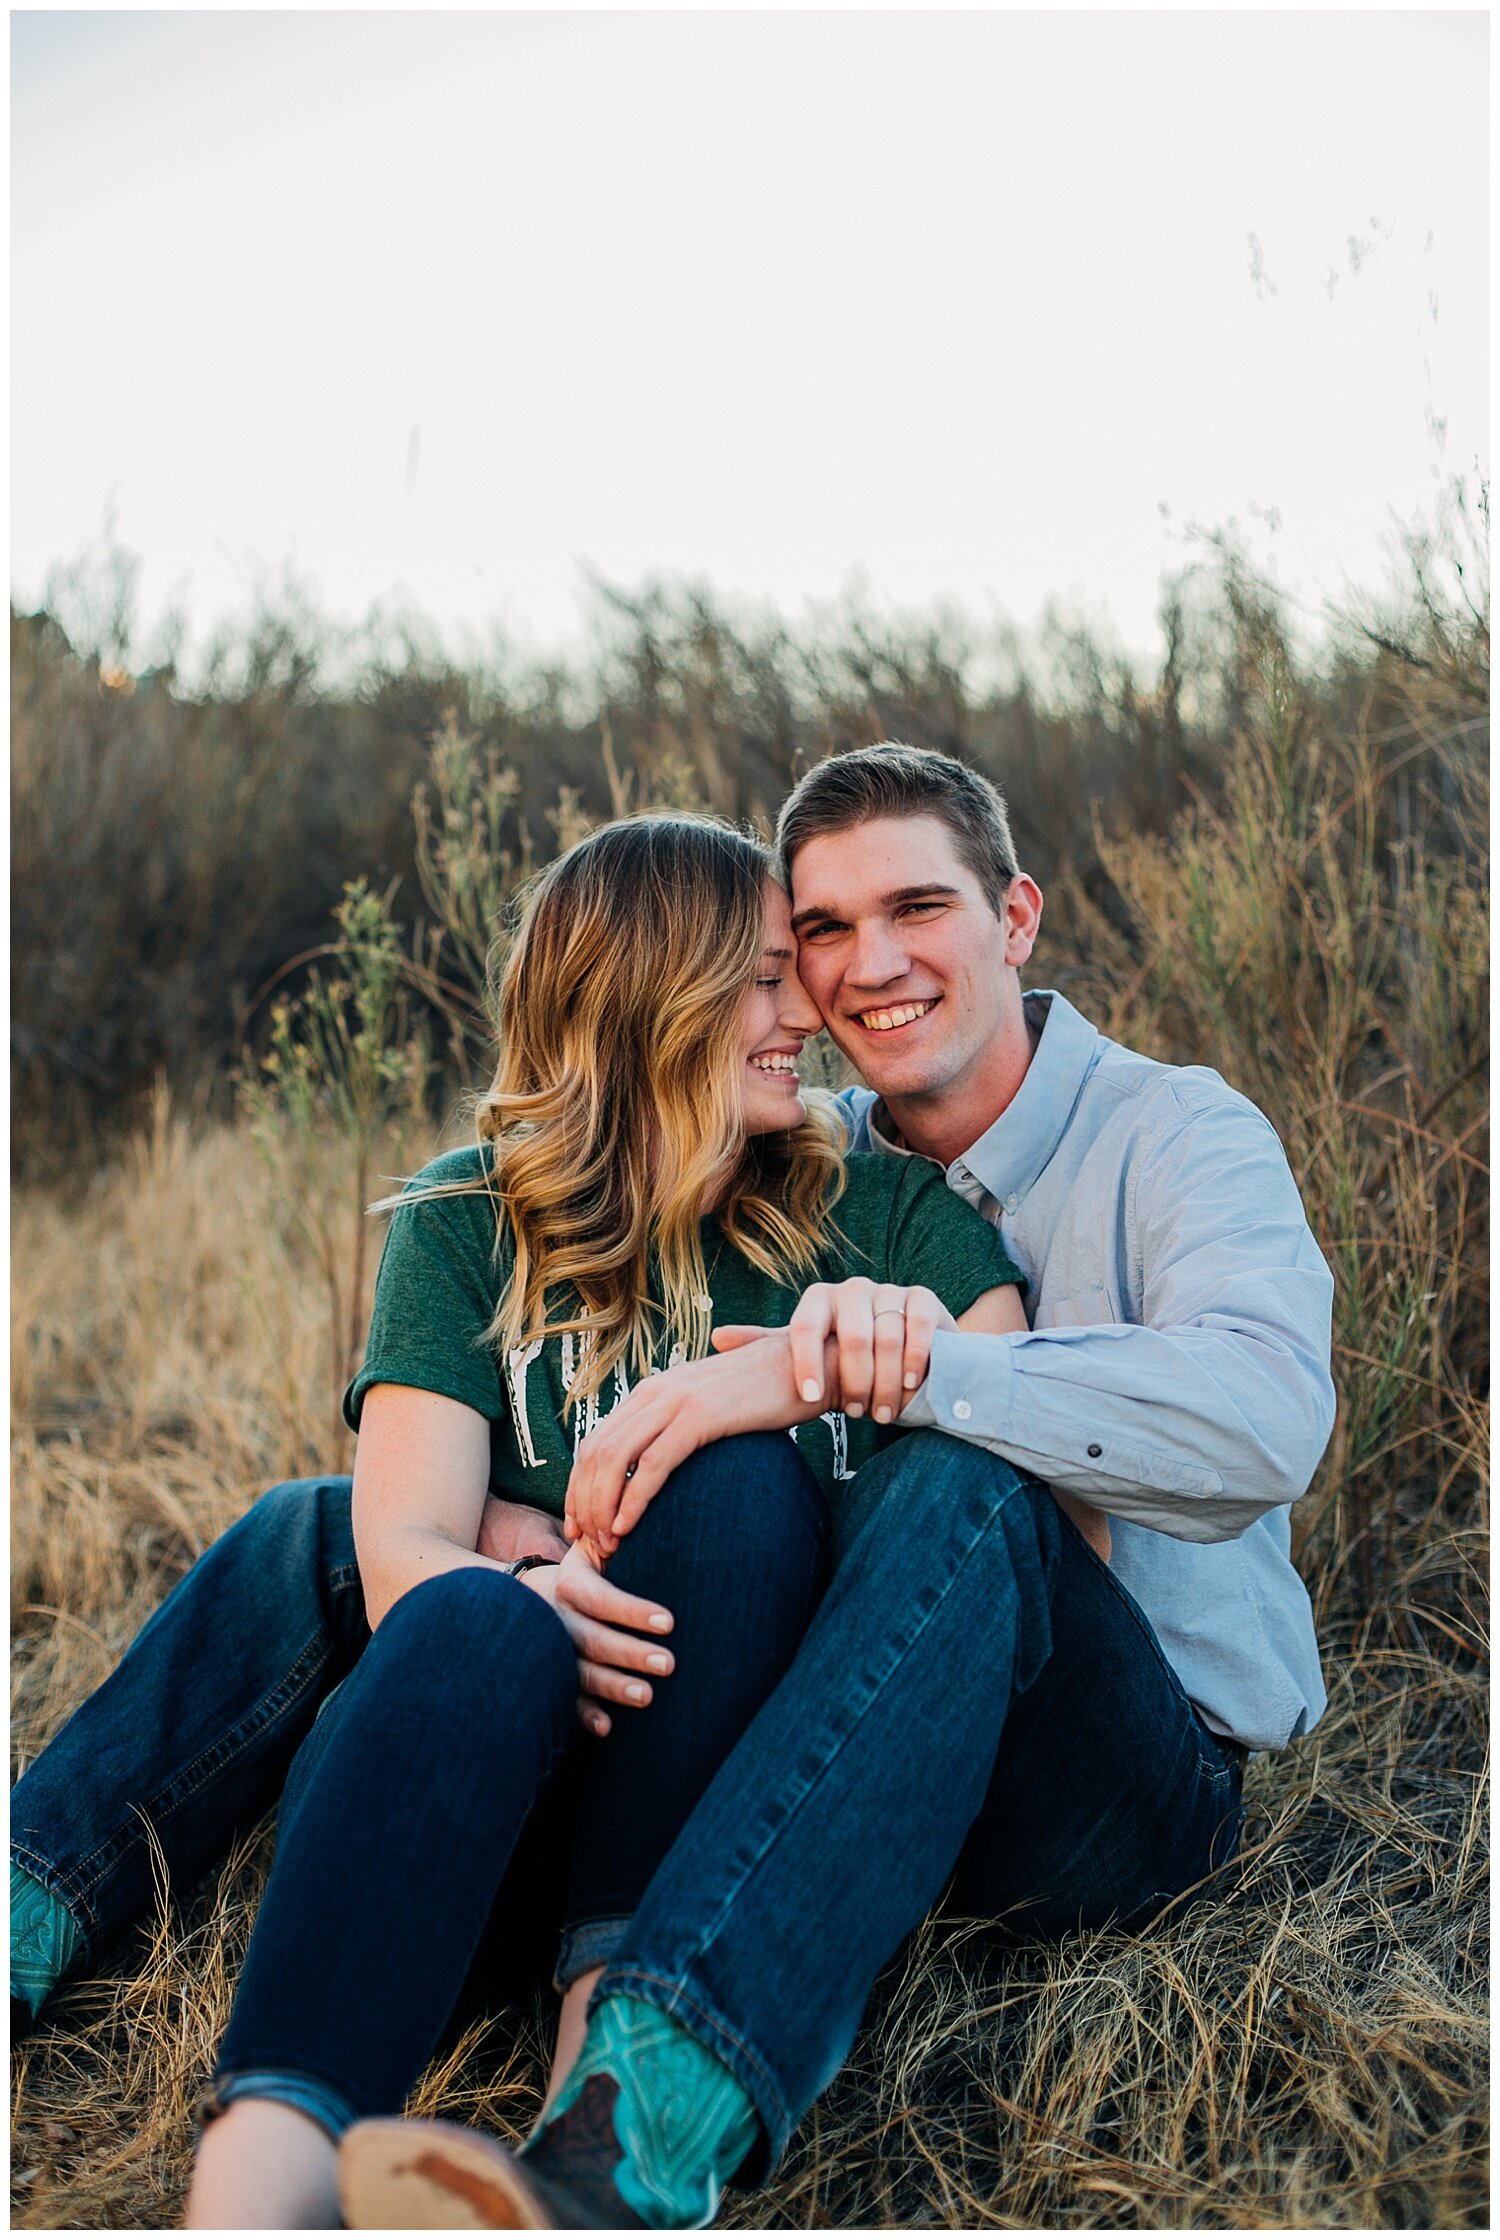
top-left (870, 1289), bottom-right (911, 1422)
top-left (831, 1280), bottom-right (879, 1415)
top-left (788, 1284), bottom-right (838, 1404)
top-left (899, 1287), bottom-right (947, 1402)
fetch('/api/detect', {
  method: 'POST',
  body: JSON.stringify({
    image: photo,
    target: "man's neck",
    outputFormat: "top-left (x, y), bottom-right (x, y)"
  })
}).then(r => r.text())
top-left (876, 1006), bottom-right (1041, 1168)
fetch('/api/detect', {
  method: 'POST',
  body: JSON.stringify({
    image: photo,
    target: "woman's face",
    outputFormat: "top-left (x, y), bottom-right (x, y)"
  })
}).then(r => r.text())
top-left (738, 883), bottom-right (824, 1135)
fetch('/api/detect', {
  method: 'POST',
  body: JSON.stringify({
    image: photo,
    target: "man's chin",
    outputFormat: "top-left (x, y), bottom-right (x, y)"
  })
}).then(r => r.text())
top-left (848, 1057), bottom-right (946, 1101)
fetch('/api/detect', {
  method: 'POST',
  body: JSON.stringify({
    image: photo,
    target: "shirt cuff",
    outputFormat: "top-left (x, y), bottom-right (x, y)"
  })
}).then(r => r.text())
top-left (899, 1328), bottom-right (1019, 1440)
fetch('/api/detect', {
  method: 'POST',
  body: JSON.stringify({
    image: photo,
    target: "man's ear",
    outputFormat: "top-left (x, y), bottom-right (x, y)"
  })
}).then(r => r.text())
top-left (1002, 876), bottom-right (1043, 967)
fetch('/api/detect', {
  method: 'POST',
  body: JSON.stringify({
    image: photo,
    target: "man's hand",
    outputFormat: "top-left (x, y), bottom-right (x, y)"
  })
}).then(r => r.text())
top-left (475, 1495), bottom-right (569, 1568)
top-left (517, 1541), bottom-right (676, 1737)
top-left (565, 1333), bottom-right (828, 1558)
top-left (713, 1280), bottom-right (956, 1426)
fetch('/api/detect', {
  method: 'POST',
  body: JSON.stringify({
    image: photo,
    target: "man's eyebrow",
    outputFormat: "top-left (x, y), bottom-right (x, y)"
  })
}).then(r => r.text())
top-left (791, 883), bottom-right (962, 930)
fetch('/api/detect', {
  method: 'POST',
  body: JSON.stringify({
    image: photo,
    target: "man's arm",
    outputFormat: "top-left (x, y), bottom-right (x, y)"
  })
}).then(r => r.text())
top-left (475, 1495), bottom-right (570, 1567)
top-left (902, 1093), bottom-right (1337, 1544)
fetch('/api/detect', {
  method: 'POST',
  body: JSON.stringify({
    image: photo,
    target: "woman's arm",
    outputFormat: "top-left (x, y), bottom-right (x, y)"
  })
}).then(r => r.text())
top-left (352, 1384), bottom-right (682, 1725)
top-left (351, 1384), bottom-right (511, 1629)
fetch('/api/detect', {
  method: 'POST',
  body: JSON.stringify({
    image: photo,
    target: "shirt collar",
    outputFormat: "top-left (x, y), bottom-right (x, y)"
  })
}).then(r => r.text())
top-left (868, 988), bottom-right (1101, 1209)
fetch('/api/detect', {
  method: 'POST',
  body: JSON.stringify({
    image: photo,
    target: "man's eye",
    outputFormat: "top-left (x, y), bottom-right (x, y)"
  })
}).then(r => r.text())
top-left (799, 921), bottom-right (843, 940)
top-left (899, 901), bottom-right (943, 918)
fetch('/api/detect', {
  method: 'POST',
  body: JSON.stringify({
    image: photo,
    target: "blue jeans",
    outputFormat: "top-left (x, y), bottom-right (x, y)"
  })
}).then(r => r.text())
top-left (594, 1432), bottom-right (1245, 2172)
top-left (14, 1433), bottom-right (1241, 2170)
top-left (12, 1438), bottom-right (829, 2077)
top-left (206, 1433), bottom-right (830, 2126)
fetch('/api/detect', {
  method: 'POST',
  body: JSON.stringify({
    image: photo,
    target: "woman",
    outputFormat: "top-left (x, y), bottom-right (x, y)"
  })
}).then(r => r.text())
top-left (178, 814), bottom-right (1029, 2227)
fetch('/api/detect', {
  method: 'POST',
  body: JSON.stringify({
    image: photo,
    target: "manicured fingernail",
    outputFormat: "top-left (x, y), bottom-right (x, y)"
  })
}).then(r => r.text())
top-left (592, 1715), bottom-right (610, 1735)
top-left (646, 1651), bottom-right (672, 1674)
top-left (847, 1401), bottom-right (864, 1418)
top-left (626, 1682), bottom-right (649, 1704)
top-left (903, 1371), bottom-right (920, 1389)
top-left (801, 1380), bottom-right (822, 1403)
top-left (875, 1405), bottom-right (892, 1424)
top-left (648, 1612), bottom-right (673, 1632)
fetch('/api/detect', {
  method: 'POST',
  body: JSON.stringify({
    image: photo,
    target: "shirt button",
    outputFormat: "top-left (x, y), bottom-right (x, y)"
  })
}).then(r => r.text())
top-left (1087, 1442), bottom-right (1102, 1457)
top-left (953, 1400), bottom-right (973, 1421)
top-left (1004, 1193), bottom-right (1019, 1213)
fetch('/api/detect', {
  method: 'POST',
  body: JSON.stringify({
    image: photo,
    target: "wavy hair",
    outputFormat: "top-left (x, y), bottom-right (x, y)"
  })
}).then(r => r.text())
top-left (396, 815), bottom-right (847, 1409)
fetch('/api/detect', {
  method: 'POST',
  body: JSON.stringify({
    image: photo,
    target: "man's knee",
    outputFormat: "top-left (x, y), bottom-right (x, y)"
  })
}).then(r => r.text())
top-left (840, 1431), bottom-right (1057, 1556)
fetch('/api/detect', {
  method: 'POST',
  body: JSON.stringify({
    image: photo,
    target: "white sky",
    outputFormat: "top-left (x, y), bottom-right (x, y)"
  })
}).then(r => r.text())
top-left (10, 9), bottom-right (1490, 676)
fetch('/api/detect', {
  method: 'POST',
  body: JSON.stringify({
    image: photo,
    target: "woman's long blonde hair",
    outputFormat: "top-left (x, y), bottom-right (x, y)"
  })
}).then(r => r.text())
top-left (414, 815), bottom-right (846, 1408)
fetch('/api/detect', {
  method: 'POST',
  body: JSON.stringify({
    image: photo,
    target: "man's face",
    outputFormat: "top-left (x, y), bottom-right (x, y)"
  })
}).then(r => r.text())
top-left (789, 814), bottom-right (1039, 1112)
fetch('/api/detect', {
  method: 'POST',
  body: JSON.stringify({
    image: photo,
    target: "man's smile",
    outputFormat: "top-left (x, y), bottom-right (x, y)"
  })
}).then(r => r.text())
top-left (849, 998), bottom-right (940, 1035)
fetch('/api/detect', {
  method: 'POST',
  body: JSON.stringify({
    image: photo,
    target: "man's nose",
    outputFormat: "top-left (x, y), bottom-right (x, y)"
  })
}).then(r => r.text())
top-left (847, 924), bottom-right (910, 986)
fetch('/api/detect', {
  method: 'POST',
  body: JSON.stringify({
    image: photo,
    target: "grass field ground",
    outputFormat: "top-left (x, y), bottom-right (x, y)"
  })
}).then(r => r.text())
top-left (12, 631), bottom-right (1488, 2226)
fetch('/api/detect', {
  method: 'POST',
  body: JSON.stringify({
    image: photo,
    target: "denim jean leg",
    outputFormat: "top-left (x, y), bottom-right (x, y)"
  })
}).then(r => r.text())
top-left (596, 1432), bottom-right (1063, 2166)
top-left (11, 1477), bottom-right (369, 1956)
top-left (212, 1567), bottom-right (577, 2120)
top-left (557, 1433), bottom-right (830, 1987)
top-left (946, 1514), bottom-right (1246, 1937)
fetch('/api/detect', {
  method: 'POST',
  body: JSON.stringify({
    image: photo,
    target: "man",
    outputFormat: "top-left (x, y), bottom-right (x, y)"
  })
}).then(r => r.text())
top-left (13, 745), bottom-right (1333, 2229)
top-left (334, 743), bottom-right (1334, 2226)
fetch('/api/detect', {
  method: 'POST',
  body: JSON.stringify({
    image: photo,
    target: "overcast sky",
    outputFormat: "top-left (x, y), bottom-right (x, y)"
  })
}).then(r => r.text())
top-left (11, 9), bottom-right (1489, 676)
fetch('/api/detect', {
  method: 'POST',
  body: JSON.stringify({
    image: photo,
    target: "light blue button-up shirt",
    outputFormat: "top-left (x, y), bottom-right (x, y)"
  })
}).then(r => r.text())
top-left (843, 989), bottom-right (1335, 1750)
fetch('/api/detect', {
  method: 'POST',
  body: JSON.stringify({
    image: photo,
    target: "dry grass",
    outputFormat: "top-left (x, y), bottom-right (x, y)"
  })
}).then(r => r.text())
top-left (11, 603), bottom-right (1488, 2225)
top-left (13, 1134), bottom-right (1487, 2222)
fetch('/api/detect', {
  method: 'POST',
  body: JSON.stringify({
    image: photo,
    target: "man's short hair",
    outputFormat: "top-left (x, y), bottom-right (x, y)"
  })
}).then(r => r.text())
top-left (776, 743), bottom-right (1020, 916)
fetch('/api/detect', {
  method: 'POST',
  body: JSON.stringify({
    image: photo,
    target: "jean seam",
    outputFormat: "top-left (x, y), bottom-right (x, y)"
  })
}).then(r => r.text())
top-left (10, 1844), bottom-right (96, 1942)
top-left (695, 1477), bottom-right (1027, 1960)
top-left (20, 1626), bottom-right (335, 1925)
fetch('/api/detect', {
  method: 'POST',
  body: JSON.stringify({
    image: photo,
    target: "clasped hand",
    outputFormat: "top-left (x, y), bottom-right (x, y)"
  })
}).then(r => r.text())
top-left (564, 1280), bottom-right (954, 1558)
top-left (474, 1498), bottom-right (674, 1738)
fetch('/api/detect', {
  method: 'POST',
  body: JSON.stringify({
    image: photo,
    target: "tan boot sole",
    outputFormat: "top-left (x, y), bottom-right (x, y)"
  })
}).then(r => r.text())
top-left (339, 2118), bottom-right (551, 2230)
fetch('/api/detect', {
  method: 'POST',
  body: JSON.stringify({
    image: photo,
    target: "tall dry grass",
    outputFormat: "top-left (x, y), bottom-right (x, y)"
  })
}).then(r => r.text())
top-left (11, 553), bottom-right (1488, 2226)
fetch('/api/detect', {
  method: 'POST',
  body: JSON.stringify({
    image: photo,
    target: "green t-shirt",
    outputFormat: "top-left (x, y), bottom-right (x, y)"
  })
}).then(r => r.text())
top-left (344, 1145), bottom-right (1023, 1515)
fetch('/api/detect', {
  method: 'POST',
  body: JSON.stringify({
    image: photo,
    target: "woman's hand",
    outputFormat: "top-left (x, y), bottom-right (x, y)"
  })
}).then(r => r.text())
top-left (564, 1333), bottom-right (825, 1558)
top-left (714, 1280), bottom-right (957, 1427)
top-left (518, 1542), bottom-right (676, 1738)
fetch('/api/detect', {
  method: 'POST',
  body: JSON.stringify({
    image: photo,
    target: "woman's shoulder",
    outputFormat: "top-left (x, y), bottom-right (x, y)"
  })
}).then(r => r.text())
top-left (400, 1141), bottom-right (497, 1195)
top-left (387, 1142), bottom-right (505, 1241)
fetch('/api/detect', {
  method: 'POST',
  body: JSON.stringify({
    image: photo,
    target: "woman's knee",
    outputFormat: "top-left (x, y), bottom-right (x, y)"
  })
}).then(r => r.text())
top-left (378, 1567), bottom-right (573, 1700)
top-left (620, 1432), bottom-right (829, 1574)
